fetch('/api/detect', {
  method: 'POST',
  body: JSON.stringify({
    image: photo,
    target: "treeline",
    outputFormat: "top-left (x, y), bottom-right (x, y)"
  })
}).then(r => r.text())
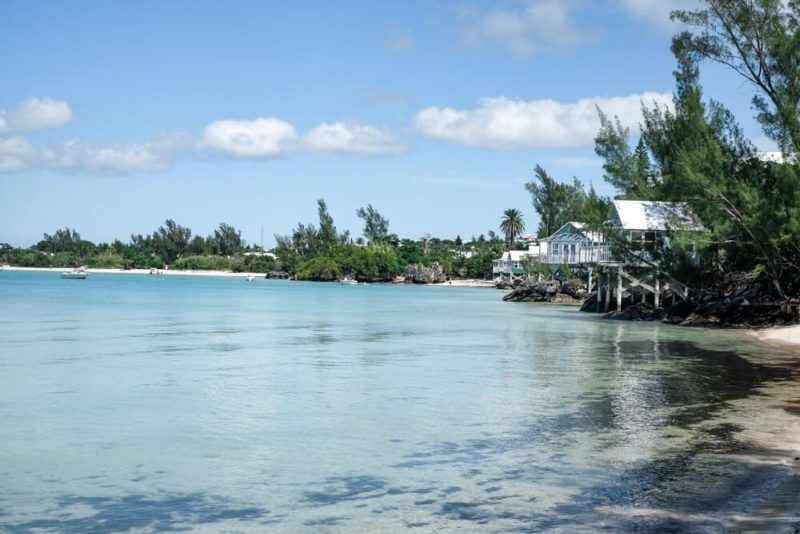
top-left (522, 1), bottom-right (800, 299)
top-left (0, 221), bottom-right (274, 273)
top-left (274, 199), bottom-right (505, 281)
top-left (0, 200), bottom-right (507, 280)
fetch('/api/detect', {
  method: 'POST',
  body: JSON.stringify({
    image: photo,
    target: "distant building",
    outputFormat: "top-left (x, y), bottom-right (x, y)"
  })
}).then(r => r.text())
top-left (243, 251), bottom-right (277, 259)
top-left (492, 200), bottom-right (698, 282)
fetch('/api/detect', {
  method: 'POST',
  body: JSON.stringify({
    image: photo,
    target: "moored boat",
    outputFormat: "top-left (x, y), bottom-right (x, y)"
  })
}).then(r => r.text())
top-left (61, 267), bottom-right (89, 279)
top-left (339, 276), bottom-right (358, 285)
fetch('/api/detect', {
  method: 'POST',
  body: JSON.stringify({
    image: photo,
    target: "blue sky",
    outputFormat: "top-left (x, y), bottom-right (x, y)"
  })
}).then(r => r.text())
top-left (0, 0), bottom-right (773, 247)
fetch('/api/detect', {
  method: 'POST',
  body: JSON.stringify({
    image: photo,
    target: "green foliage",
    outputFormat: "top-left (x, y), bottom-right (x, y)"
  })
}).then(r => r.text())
top-left (17, 251), bottom-right (55, 267)
top-left (84, 250), bottom-right (126, 269)
top-left (525, 165), bottom-right (612, 237)
top-left (356, 204), bottom-right (390, 244)
top-left (243, 255), bottom-right (276, 273)
top-left (339, 244), bottom-right (402, 280)
top-left (295, 256), bottom-right (341, 281)
top-left (499, 208), bottom-right (525, 246)
top-left (209, 223), bottom-right (245, 256)
top-left (520, 256), bottom-right (549, 277)
top-left (152, 219), bottom-right (192, 264)
top-left (671, 0), bottom-right (800, 155)
top-left (592, 25), bottom-right (800, 297)
top-left (558, 263), bottom-right (573, 280)
top-left (594, 112), bottom-right (655, 199)
top-left (171, 255), bottom-right (233, 271)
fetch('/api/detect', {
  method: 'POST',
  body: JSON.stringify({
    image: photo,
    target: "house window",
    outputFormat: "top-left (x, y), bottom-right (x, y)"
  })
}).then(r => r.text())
top-left (552, 243), bottom-right (560, 256)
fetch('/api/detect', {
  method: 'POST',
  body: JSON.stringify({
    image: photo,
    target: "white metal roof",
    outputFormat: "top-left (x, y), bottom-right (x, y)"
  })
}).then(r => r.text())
top-left (612, 200), bottom-right (697, 231)
top-left (500, 250), bottom-right (531, 261)
top-left (543, 222), bottom-right (603, 243)
top-left (753, 151), bottom-right (796, 164)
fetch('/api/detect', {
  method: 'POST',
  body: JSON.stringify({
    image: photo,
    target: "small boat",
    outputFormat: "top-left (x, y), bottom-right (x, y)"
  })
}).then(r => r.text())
top-left (245, 274), bottom-right (255, 282)
top-left (61, 267), bottom-right (88, 280)
top-left (339, 276), bottom-right (358, 285)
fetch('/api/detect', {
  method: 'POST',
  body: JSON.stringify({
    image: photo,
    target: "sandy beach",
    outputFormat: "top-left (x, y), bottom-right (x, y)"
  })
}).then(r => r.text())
top-left (752, 324), bottom-right (800, 347)
top-left (2, 266), bottom-right (502, 287)
top-left (1, 265), bottom-right (263, 278)
top-left (433, 278), bottom-right (496, 288)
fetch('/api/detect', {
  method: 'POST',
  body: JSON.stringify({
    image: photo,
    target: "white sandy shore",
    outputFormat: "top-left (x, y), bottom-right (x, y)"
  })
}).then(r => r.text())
top-left (752, 324), bottom-right (800, 347)
top-left (432, 279), bottom-right (496, 288)
top-left (2, 265), bottom-right (500, 286)
top-left (0, 265), bottom-right (261, 278)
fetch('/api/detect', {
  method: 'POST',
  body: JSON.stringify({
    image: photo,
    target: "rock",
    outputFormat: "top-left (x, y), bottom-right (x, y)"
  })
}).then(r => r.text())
top-left (403, 263), bottom-right (446, 284)
top-left (561, 278), bottom-right (588, 300)
top-left (265, 270), bottom-right (291, 279)
top-left (579, 293), bottom-right (599, 312)
top-left (503, 280), bottom-right (562, 302)
top-left (604, 303), bottom-right (666, 321)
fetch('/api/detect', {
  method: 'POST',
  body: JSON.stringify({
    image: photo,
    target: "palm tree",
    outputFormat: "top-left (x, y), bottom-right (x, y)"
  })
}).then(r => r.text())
top-left (500, 209), bottom-right (525, 247)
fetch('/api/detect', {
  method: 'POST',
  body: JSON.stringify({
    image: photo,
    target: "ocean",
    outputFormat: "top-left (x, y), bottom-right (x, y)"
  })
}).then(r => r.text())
top-left (0, 271), bottom-right (797, 532)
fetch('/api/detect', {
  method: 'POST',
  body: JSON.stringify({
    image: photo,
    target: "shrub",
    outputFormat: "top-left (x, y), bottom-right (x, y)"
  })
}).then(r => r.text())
top-left (85, 251), bottom-right (126, 269)
top-left (171, 255), bottom-right (233, 271)
top-left (295, 256), bottom-right (341, 281)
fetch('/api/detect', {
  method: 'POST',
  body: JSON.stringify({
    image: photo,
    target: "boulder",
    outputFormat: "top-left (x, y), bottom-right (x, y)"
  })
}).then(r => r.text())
top-left (561, 278), bottom-right (588, 300)
top-left (604, 303), bottom-right (666, 322)
top-left (503, 280), bottom-right (561, 302)
top-left (265, 271), bottom-right (291, 279)
top-left (404, 264), bottom-right (446, 284)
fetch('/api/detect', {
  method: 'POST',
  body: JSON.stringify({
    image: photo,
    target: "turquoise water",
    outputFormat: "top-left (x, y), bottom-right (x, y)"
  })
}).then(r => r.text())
top-left (0, 271), bottom-right (797, 532)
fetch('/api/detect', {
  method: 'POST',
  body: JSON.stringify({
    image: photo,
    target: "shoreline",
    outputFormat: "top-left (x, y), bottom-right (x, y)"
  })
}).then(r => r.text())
top-left (751, 323), bottom-right (800, 347)
top-left (1, 265), bottom-right (260, 278)
top-left (1, 265), bottom-right (497, 287)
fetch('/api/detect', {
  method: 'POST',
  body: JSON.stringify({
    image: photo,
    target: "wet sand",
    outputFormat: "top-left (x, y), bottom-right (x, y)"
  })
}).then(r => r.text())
top-left (754, 324), bottom-right (800, 347)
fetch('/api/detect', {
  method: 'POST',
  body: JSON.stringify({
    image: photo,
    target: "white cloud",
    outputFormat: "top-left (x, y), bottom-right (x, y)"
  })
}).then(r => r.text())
top-left (414, 92), bottom-right (673, 149)
top-left (386, 30), bottom-right (415, 51)
top-left (303, 122), bottom-right (404, 155)
top-left (0, 136), bottom-right (37, 173)
top-left (619, 0), bottom-right (697, 29)
top-left (467, 0), bottom-right (587, 56)
top-left (42, 131), bottom-right (191, 174)
top-left (0, 98), bottom-right (73, 133)
top-left (203, 118), bottom-right (297, 158)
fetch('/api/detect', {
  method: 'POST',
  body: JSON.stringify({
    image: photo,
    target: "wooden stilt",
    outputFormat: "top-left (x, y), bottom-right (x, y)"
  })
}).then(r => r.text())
top-left (604, 272), bottom-right (611, 311)
top-left (654, 278), bottom-right (660, 308)
top-left (616, 266), bottom-right (623, 312)
top-left (596, 269), bottom-right (602, 312)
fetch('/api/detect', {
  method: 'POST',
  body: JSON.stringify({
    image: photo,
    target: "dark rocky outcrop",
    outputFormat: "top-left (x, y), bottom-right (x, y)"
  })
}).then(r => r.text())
top-left (581, 271), bottom-right (800, 328)
top-left (560, 278), bottom-right (589, 300)
top-left (603, 303), bottom-right (667, 322)
top-left (265, 271), bottom-right (291, 279)
top-left (503, 279), bottom-right (586, 304)
top-left (404, 264), bottom-right (446, 284)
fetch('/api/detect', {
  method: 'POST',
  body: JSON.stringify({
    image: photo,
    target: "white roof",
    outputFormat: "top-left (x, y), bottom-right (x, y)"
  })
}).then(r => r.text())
top-left (753, 151), bottom-right (796, 164)
top-left (500, 250), bottom-right (530, 261)
top-left (543, 222), bottom-right (603, 243)
top-left (612, 200), bottom-right (697, 231)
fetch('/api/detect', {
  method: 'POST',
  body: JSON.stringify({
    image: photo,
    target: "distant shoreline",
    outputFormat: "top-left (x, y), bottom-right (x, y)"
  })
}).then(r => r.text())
top-left (0, 265), bottom-right (497, 287)
top-left (1, 265), bottom-right (259, 278)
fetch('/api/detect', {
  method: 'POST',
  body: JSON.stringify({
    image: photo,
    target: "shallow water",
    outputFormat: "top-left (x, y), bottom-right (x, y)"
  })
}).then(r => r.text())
top-left (0, 271), bottom-right (797, 532)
